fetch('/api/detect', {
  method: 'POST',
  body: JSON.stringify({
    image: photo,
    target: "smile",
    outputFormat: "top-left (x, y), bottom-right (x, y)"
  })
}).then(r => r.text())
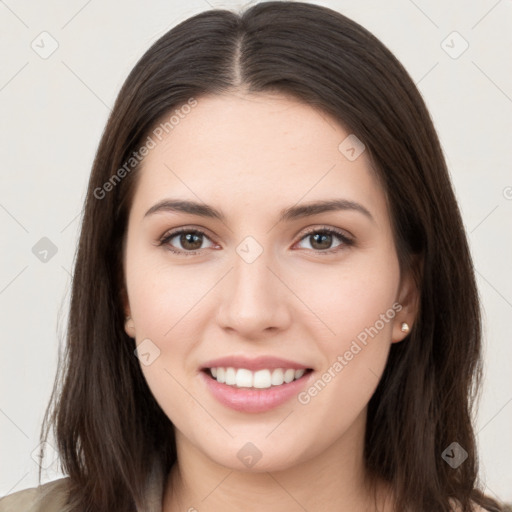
top-left (199, 356), bottom-right (314, 413)
top-left (207, 367), bottom-right (309, 388)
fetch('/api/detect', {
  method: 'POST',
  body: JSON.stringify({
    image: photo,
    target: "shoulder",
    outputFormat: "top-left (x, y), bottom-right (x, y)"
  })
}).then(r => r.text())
top-left (0, 477), bottom-right (70, 512)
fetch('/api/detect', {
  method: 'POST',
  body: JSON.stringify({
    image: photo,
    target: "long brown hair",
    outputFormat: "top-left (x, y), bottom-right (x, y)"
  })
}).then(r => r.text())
top-left (39, 2), bottom-right (508, 511)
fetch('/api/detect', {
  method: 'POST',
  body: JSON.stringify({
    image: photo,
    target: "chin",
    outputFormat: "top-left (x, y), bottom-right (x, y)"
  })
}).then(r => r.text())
top-left (196, 434), bottom-right (314, 474)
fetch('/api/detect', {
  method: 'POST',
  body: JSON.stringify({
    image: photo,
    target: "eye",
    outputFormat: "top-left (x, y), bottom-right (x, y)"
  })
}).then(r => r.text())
top-left (295, 226), bottom-right (354, 254)
top-left (159, 228), bottom-right (216, 255)
top-left (158, 225), bottom-right (354, 256)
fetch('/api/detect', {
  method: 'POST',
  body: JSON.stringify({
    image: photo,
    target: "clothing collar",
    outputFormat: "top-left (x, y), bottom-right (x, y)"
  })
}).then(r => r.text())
top-left (139, 458), bottom-right (166, 512)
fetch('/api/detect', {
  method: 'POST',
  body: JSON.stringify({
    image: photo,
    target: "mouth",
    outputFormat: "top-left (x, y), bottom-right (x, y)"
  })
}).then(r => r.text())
top-left (202, 367), bottom-right (313, 389)
top-left (199, 356), bottom-right (315, 413)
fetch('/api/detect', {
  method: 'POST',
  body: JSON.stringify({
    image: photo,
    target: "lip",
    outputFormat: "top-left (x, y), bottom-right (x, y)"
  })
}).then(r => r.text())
top-left (200, 366), bottom-right (314, 413)
top-left (201, 355), bottom-right (311, 372)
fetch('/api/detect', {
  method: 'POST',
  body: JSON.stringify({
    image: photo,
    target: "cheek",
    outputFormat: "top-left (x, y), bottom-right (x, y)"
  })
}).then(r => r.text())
top-left (289, 247), bottom-right (401, 345)
top-left (124, 243), bottom-right (218, 391)
top-left (125, 244), bottom-right (212, 338)
top-left (293, 268), bottom-right (399, 446)
top-left (124, 250), bottom-right (210, 431)
top-left (290, 249), bottom-right (400, 409)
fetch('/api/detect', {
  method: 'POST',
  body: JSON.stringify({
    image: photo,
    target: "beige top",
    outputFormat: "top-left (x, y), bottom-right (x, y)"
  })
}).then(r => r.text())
top-left (0, 461), bottom-right (165, 512)
top-left (0, 468), bottom-right (502, 512)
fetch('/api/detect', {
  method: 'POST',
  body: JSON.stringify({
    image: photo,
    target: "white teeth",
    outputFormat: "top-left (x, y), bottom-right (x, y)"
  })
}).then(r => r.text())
top-left (271, 368), bottom-right (284, 386)
top-left (235, 368), bottom-right (253, 388)
top-left (225, 367), bottom-right (237, 385)
top-left (253, 369), bottom-right (271, 389)
top-left (283, 369), bottom-right (295, 383)
top-left (294, 369), bottom-right (305, 379)
top-left (208, 367), bottom-right (308, 388)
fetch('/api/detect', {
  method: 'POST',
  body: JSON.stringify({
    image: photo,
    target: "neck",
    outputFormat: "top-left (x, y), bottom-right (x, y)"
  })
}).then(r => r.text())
top-left (162, 409), bottom-right (393, 512)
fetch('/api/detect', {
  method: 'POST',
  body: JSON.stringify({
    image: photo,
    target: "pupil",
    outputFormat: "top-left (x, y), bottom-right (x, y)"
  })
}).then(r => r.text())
top-left (181, 233), bottom-right (202, 250)
top-left (311, 233), bottom-right (331, 250)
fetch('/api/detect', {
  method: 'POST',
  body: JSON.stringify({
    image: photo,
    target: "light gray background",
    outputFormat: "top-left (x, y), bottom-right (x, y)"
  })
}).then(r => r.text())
top-left (1, 0), bottom-right (511, 502)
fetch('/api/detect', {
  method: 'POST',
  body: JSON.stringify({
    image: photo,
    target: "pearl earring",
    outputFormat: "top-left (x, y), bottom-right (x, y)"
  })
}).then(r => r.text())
top-left (401, 322), bottom-right (410, 333)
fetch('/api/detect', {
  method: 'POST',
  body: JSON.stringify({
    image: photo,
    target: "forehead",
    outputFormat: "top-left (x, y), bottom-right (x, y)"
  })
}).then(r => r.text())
top-left (131, 92), bottom-right (386, 222)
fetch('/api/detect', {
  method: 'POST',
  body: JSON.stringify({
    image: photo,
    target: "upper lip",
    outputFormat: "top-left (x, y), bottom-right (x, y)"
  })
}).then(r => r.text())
top-left (201, 356), bottom-right (312, 371)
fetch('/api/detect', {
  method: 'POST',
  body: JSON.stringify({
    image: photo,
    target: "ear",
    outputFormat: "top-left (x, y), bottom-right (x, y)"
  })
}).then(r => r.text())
top-left (121, 285), bottom-right (136, 339)
top-left (124, 316), bottom-right (136, 339)
top-left (392, 257), bottom-right (421, 344)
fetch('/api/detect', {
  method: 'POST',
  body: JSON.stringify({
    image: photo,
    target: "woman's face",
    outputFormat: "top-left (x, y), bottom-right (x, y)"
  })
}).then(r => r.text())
top-left (123, 92), bottom-right (415, 472)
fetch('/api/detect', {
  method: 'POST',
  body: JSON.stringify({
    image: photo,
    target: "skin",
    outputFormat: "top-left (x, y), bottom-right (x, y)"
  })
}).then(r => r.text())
top-left (122, 91), bottom-right (418, 511)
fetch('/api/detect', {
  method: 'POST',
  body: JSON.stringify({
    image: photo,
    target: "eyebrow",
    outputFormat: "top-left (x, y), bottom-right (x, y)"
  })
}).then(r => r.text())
top-left (144, 198), bottom-right (375, 223)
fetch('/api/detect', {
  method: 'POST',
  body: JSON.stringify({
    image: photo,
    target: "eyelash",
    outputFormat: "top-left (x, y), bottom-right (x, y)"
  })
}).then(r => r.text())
top-left (158, 226), bottom-right (355, 257)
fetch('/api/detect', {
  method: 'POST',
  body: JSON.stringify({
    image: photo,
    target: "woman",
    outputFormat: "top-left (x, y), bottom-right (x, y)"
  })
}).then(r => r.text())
top-left (1, 2), bottom-right (509, 511)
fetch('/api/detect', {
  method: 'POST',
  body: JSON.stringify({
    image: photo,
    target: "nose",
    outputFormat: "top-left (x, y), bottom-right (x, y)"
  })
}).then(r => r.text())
top-left (215, 250), bottom-right (292, 339)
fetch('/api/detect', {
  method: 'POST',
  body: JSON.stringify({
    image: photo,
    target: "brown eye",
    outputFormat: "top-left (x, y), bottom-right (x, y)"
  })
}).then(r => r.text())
top-left (160, 229), bottom-right (215, 255)
top-left (296, 227), bottom-right (354, 254)
top-left (309, 232), bottom-right (334, 250)
top-left (177, 232), bottom-right (203, 251)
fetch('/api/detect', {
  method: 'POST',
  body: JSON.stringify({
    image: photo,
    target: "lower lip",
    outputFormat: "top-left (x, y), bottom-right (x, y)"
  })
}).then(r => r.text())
top-left (200, 370), bottom-right (313, 413)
